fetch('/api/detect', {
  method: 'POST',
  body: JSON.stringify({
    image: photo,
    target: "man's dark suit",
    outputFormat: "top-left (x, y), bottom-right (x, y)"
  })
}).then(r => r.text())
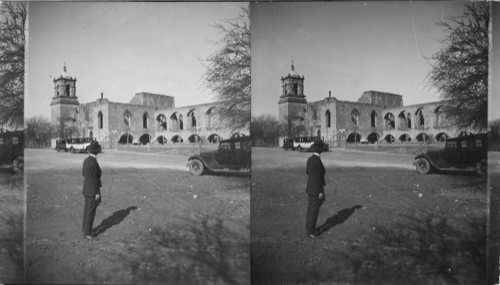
top-left (82, 155), bottom-right (102, 237)
top-left (305, 153), bottom-right (326, 236)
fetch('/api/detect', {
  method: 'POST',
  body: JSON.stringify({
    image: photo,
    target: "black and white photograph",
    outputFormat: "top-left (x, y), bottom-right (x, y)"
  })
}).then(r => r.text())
top-left (0, 1), bottom-right (500, 284)
top-left (250, 1), bottom-right (496, 284)
top-left (23, 2), bottom-right (250, 283)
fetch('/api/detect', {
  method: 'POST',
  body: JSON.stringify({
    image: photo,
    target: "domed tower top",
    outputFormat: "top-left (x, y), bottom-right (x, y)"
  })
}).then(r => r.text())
top-left (280, 61), bottom-right (306, 102)
top-left (52, 63), bottom-right (77, 99)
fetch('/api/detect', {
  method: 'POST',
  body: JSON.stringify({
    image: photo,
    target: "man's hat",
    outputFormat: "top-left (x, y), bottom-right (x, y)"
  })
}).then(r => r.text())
top-left (311, 140), bottom-right (325, 153)
top-left (88, 140), bottom-right (101, 154)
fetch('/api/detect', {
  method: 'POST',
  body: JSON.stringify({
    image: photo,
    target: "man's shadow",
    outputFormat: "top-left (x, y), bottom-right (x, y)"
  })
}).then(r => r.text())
top-left (93, 206), bottom-right (137, 236)
top-left (316, 205), bottom-right (363, 236)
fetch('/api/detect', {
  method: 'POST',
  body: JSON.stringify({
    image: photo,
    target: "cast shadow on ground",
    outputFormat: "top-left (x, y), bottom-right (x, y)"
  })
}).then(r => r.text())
top-left (315, 205), bottom-right (363, 236)
top-left (93, 206), bottom-right (137, 236)
top-left (100, 215), bottom-right (250, 284)
top-left (203, 169), bottom-right (250, 178)
top-left (0, 210), bottom-right (24, 284)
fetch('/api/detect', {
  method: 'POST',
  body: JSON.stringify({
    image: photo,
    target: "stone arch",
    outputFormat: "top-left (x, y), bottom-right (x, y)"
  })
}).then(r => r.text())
top-left (293, 83), bottom-right (298, 95)
top-left (156, 114), bottom-right (167, 130)
top-left (399, 133), bottom-right (411, 142)
top-left (179, 114), bottom-right (184, 130)
top-left (119, 134), bottom-right (133, 144)
top-left (65, 84), bottom-right (70, 96)
top-left (346, 132), bottom-right (361, 143)
top-left (170, 112), bottom-right (178, 130)
top-left (207, 133), bottom-right (221, 143)
top-left (206, 107), bottom-right (215, 129)
top-left (142, 112), bottom-right (149, 129)
top-left (187, 109), bottom-right (197, 128)
top-left (384, 112), bottom-right (395, 129)
top-left (139, 133), bottom-right (151, 145)
top-left (384, 134), bottom-right (395, 143)
top-left (351, 109), bottom-right (359, 126)
top-left (97, 111), bottom-right (103, 129)
top-left (398, 111), bottom-right (407, 129)
top-left (171, 135), bottom-right (183, 143)
top-left (156, 135), bottom-right (167, 145)
top-left (367, 132), bottom-right (379, 143)
top-left (325, 110), bottom-right (331, 128)
top-left (415, 108), bottom-right (425, 128)
top-left (123, 110), bottom-right (132, 127)
top-left (434, 105), bottom-right (444, 127)
top-left (435, 132), bottom-right (449, 142)
top-left (370, 110), bottom-right (377, 127)
top-left (188, 134), bottom-right (201, 143)
top-left (416, 132), bottom-right (429, 142)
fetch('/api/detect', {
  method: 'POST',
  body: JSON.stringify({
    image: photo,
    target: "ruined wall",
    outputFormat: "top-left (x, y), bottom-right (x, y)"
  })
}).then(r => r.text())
top-left (357, 91), bottom-right (403, 109)
top-left (74, 96), bottom-right (246, 147)
top-left (381, 101), bottom-right (465, 142)
top-left (306, 98), bottom-right (337, 143)
top-left (129, 92), bottom-right (175, 109)
top-left (154, 102), bottom-right (245, 143)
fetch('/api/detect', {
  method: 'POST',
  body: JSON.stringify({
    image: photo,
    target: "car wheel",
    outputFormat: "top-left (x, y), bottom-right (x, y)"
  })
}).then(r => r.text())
top-left (70, 147), bottom-right (75, 154)
top-left (474, 159), bottom-right (487, 176)
top-left (189, 159), bottom-right (204, 176)
top-left (298, 145), bottom-right (303, 152)
top-left (284, 147), bottom-right (288, 151)
top-left (415, 158), bottom-right (431, 175)
top-left (56, 147), bottom-right (60, 152)
top-left (12, 156), bottom-right (23, 175)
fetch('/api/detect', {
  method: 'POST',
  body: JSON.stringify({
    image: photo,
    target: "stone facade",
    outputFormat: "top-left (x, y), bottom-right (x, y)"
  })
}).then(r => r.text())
top-left (278, 64), bottom-right (468, 147)
top-left (50, 66), bottom-right (247, 148)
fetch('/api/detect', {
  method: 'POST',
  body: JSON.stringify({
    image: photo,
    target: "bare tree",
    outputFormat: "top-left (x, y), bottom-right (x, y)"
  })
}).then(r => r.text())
top-left (489, 119), bottom-right (500, 150)
top-left (202, 6), bottom-right (250, 131)
top-left (26, 116), bottom-right (53, 148)
top-left (0, 2), bottom-right (26, 129)
top-left (427, 3), bottom-right (489, 131)
top-left (251, 114), bottom-right (282, 147)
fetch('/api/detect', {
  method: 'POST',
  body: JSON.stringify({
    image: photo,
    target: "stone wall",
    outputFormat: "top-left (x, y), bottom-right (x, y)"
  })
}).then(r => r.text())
top-left (357, 90), bottom-right (403, 109)
top-left (129, 92), bottom-right (175, 109)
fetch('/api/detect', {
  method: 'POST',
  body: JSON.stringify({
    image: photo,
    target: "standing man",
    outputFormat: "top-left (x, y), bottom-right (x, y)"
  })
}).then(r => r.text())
top-left (82, 140), bottom-right (102, 240)
top-left (305, 140), bottom-right (326, 238)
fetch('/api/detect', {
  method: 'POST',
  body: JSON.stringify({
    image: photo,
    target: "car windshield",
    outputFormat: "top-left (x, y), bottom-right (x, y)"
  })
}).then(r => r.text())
top-left (219, 142), bottom-right (231, 151)
top-left (445, 140), bottom-right (457, 149)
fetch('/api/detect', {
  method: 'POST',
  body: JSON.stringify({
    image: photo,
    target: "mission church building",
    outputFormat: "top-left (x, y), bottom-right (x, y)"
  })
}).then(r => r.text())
top-left (50, 65), bottom-right (246, 148)
top-left (278, 63), bottom-right (467, 147)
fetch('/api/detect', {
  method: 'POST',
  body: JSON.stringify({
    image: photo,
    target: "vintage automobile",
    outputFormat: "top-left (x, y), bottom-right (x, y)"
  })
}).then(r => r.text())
top-left (0, 130), bottom-right (24, 174)
top-left (283, 136), bottom-right (329, 152)
top-left (187, 136), bottom-right (251, 175)
top-left (55, 139), bottom-right (67, 152)
top-left (414, 133), bottom-right (487, 176)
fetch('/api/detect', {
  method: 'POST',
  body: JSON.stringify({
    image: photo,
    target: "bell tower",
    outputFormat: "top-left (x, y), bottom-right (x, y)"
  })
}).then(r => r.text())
top-left (50, 63), bottom-right (80, 126)
top-left (278, 62), bottom-right (307, 131)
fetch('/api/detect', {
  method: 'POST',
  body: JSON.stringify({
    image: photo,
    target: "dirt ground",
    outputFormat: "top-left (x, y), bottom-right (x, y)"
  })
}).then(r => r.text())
top-left (25, 149), bottom-right (250, 284)
top-left (0, 170), bottom-right (24, 284)
top-left (251, 147), bottom-right (491, 284)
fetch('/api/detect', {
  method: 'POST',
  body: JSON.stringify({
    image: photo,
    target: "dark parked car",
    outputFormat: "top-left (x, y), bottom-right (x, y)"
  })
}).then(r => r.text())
top-left (0, 131), bottom-right (24, 174)
top-left (55, 139), bottom-right (67, 152)
top-left (414, 133), bottom-right (487, 176)
top-left (187, 136), bottom-right (251, 175)
top-left (283, 138), bottom-right (294, 151)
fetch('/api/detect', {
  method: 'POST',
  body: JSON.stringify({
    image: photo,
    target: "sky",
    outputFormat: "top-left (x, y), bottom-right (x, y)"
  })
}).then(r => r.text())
top-left (251, 1), bottom-right (468, 118)
top-left (26, 2), bottom-right (245, 119)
